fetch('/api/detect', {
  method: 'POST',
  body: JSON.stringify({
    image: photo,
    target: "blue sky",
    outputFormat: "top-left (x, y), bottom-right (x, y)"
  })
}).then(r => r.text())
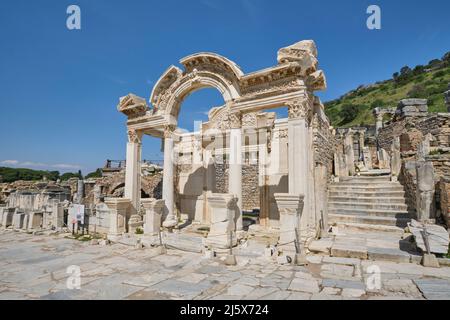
top-left (0, 0), bottom-right (449, 174)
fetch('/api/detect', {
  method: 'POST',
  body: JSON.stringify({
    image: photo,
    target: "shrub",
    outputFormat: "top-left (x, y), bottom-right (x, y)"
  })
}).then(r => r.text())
top-left (407, 84), bottom-right (427, 98)
top-left (340, 104), bottom-right (360, 123)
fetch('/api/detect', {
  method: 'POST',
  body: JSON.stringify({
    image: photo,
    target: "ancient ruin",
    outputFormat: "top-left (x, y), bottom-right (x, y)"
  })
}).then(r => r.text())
top-left (1, 41), bottom-right (449, 274)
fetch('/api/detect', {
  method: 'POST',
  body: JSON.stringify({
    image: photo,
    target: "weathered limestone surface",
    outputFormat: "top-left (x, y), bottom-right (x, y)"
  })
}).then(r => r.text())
top-left (204, 193), bottom-right (238, 249)
top-left (142, 198), bottom-right (165, 235)
top-left (105, 198), bottom-right (131, 240)
top-left (439, 176), bottom-right (450, 227)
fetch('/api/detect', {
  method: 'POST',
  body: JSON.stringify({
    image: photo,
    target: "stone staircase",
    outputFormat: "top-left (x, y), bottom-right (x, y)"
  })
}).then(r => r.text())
top-left (328, 175), bottom-right (412, 233)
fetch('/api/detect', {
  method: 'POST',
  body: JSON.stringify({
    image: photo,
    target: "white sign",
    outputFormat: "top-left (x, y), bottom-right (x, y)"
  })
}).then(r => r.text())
top-left (69, 204), bottom-right (85, 225)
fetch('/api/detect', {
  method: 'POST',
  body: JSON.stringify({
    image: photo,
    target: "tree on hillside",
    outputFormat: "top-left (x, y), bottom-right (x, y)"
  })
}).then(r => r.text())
top-left (400, 66), bottom-right (412, 75)
top-left (407, 84), bottom-right (427, 99)
top-left (85, 169), bottom-right (102, 179)
top-left (371, 99), bottom-right (385, 109)
top-left (340, 104), bottom-right (360, 123)
top-left (60, 171), bottom-right (83, 181)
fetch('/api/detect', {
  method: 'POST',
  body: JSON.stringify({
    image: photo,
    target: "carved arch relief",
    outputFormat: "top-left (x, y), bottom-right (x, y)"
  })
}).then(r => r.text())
top-left (150, 53), bottom-right (243, 122)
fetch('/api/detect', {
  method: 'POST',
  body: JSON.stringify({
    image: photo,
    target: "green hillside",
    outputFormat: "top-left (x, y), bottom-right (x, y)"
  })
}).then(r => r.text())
top-left (324, 53), bottom-right (450, 127)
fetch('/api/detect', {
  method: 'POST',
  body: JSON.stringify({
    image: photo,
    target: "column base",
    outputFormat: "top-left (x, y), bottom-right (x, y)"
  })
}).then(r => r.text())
top-left (162, 219), bottom-right (177, 229)
top-left (274, 193), bottom-right (304, 249)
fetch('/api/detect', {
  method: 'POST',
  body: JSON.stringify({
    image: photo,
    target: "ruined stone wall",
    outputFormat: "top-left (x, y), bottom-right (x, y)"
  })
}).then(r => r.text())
top-left (215, 163), bottom-right (259, 211)
top-left (399, 162), bottom-right (417, 217)
top-left (313, 113), bottom-right (335, 175)
top-left (378, 114), bottom-right (450, 154)
top-left (439, 177), bottom-right (450, 227)
top-left (377, 119), bottom-right (407, 152)
top-left (426, 154), bottom-right (450, 178)
top-left (86, 171), bottom-right (163, 204)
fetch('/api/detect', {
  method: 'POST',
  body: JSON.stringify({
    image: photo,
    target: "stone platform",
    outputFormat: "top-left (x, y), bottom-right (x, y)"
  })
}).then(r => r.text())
top-left (1, 230), bottom-right (450, 300)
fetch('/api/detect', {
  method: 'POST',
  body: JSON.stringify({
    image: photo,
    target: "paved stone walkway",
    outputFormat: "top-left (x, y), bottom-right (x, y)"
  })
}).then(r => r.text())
top-left (0, 230), bottom-right (449, 300)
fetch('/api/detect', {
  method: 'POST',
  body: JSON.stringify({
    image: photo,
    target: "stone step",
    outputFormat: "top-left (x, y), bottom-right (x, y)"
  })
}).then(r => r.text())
top-left (329, 190), bottom-right (405, 198)
top-left (329, 213), bottom-right (411, 227)
top-left (328, 208), bottom-right (411, 218)
top-left (328, 201), bottom-right (408, 211)
top-left (331, 181), bottom-right (401, 188)
top-left (331, 222), bottom-right (405, 235)
top-left (328, 196), bottom-right (406, 204)
top-left (329, 185), bottom-right (404, 192)
top-left (339, 176), bottom-right (392, 183)
top-left (359, 169), bottom-right (391, 176)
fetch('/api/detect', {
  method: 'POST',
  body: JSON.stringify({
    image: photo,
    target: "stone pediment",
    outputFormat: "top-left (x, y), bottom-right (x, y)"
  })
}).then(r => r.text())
top-left (117, 94), bottom-right (149, 118)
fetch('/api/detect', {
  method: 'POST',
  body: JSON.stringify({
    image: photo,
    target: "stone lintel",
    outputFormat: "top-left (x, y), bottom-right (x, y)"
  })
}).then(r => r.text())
top-left (104, 198), bottom-right (131, 211)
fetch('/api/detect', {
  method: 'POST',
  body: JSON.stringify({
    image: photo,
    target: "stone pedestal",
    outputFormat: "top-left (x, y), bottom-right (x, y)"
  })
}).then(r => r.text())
top-left (344, 132), bottom-right (355, 176)
top-left (416, 161), bottom-right (435, 221)
top-left (2, 208), bottom-right (14, 228)
top-left (378, 148), bottom-right (391, 170)
top-left (128, 214), bottom-right (143, 234)
top-left (274, 193), bottom-right (304, 253)
top-left (363, 147), bottom-right (373, 170)
top-left (28, 211), bottom-right (43, 229)
top-left (0, 206), bottom-right (5, 226)
top-left (12, 211), bottom-right (25, 229)
top-left (391, 137), bottom-right (401, 177)
top-left (51, 201), bottom-right (64, 229)
top-left (105, 198), bottom-right (131, 241)
top-left (204, 193), bottom-right (238, 249)
top-left (142, 198), bottom-right (165, 235)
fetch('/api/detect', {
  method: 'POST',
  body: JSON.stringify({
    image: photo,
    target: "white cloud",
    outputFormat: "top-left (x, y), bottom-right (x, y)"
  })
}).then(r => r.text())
top-left (0, 160), bottom-right (82, 171)
top-left (0, 160), bottom-right (19, 165)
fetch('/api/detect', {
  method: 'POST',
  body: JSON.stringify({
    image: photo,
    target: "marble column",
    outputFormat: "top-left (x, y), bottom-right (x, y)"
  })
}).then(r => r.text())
top-left (125, 129), bottom-right (142, 217)
top-left (375, 112), bottom-right (383, 136)
top-left (229, 112), bottom-right (243, 231)
top-left (258, 127), bottom-right (270, 226)
top-left (162, 125), bottom-right (177, 228)
top-left (274, 98), bottom-right (315, 255)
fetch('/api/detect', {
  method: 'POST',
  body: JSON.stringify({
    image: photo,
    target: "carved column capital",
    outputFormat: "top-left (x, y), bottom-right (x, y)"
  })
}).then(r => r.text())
top-left (229, 111), bottom-right (242, 129)
top-left (287, 99), bottom-right (312, 121)
top-left (163, 124), bottom-right (177, 138)
top-left (127, 129), bottom-right (143, 143)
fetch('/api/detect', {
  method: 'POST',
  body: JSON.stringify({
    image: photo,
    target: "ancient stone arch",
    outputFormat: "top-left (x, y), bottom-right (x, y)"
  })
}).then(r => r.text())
top-left (112, 40), bottom-right (330, 247)
top-left (150, 53), bottom-right (242, 121)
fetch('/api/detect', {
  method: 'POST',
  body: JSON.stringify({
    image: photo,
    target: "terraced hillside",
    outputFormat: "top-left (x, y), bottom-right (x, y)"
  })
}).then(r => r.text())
top-left (325, 52), bottom-right (450, 127)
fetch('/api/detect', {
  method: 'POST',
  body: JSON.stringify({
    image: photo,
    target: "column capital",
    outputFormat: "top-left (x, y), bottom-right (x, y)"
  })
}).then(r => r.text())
top-left (287, 99), bottom-right (312, 121)
top-left (163, 124), bottom-right (177, 138)
top-left (127, 129), bottom-right (143, 143)
top-left (229, 111), bottom-right (242, 129)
